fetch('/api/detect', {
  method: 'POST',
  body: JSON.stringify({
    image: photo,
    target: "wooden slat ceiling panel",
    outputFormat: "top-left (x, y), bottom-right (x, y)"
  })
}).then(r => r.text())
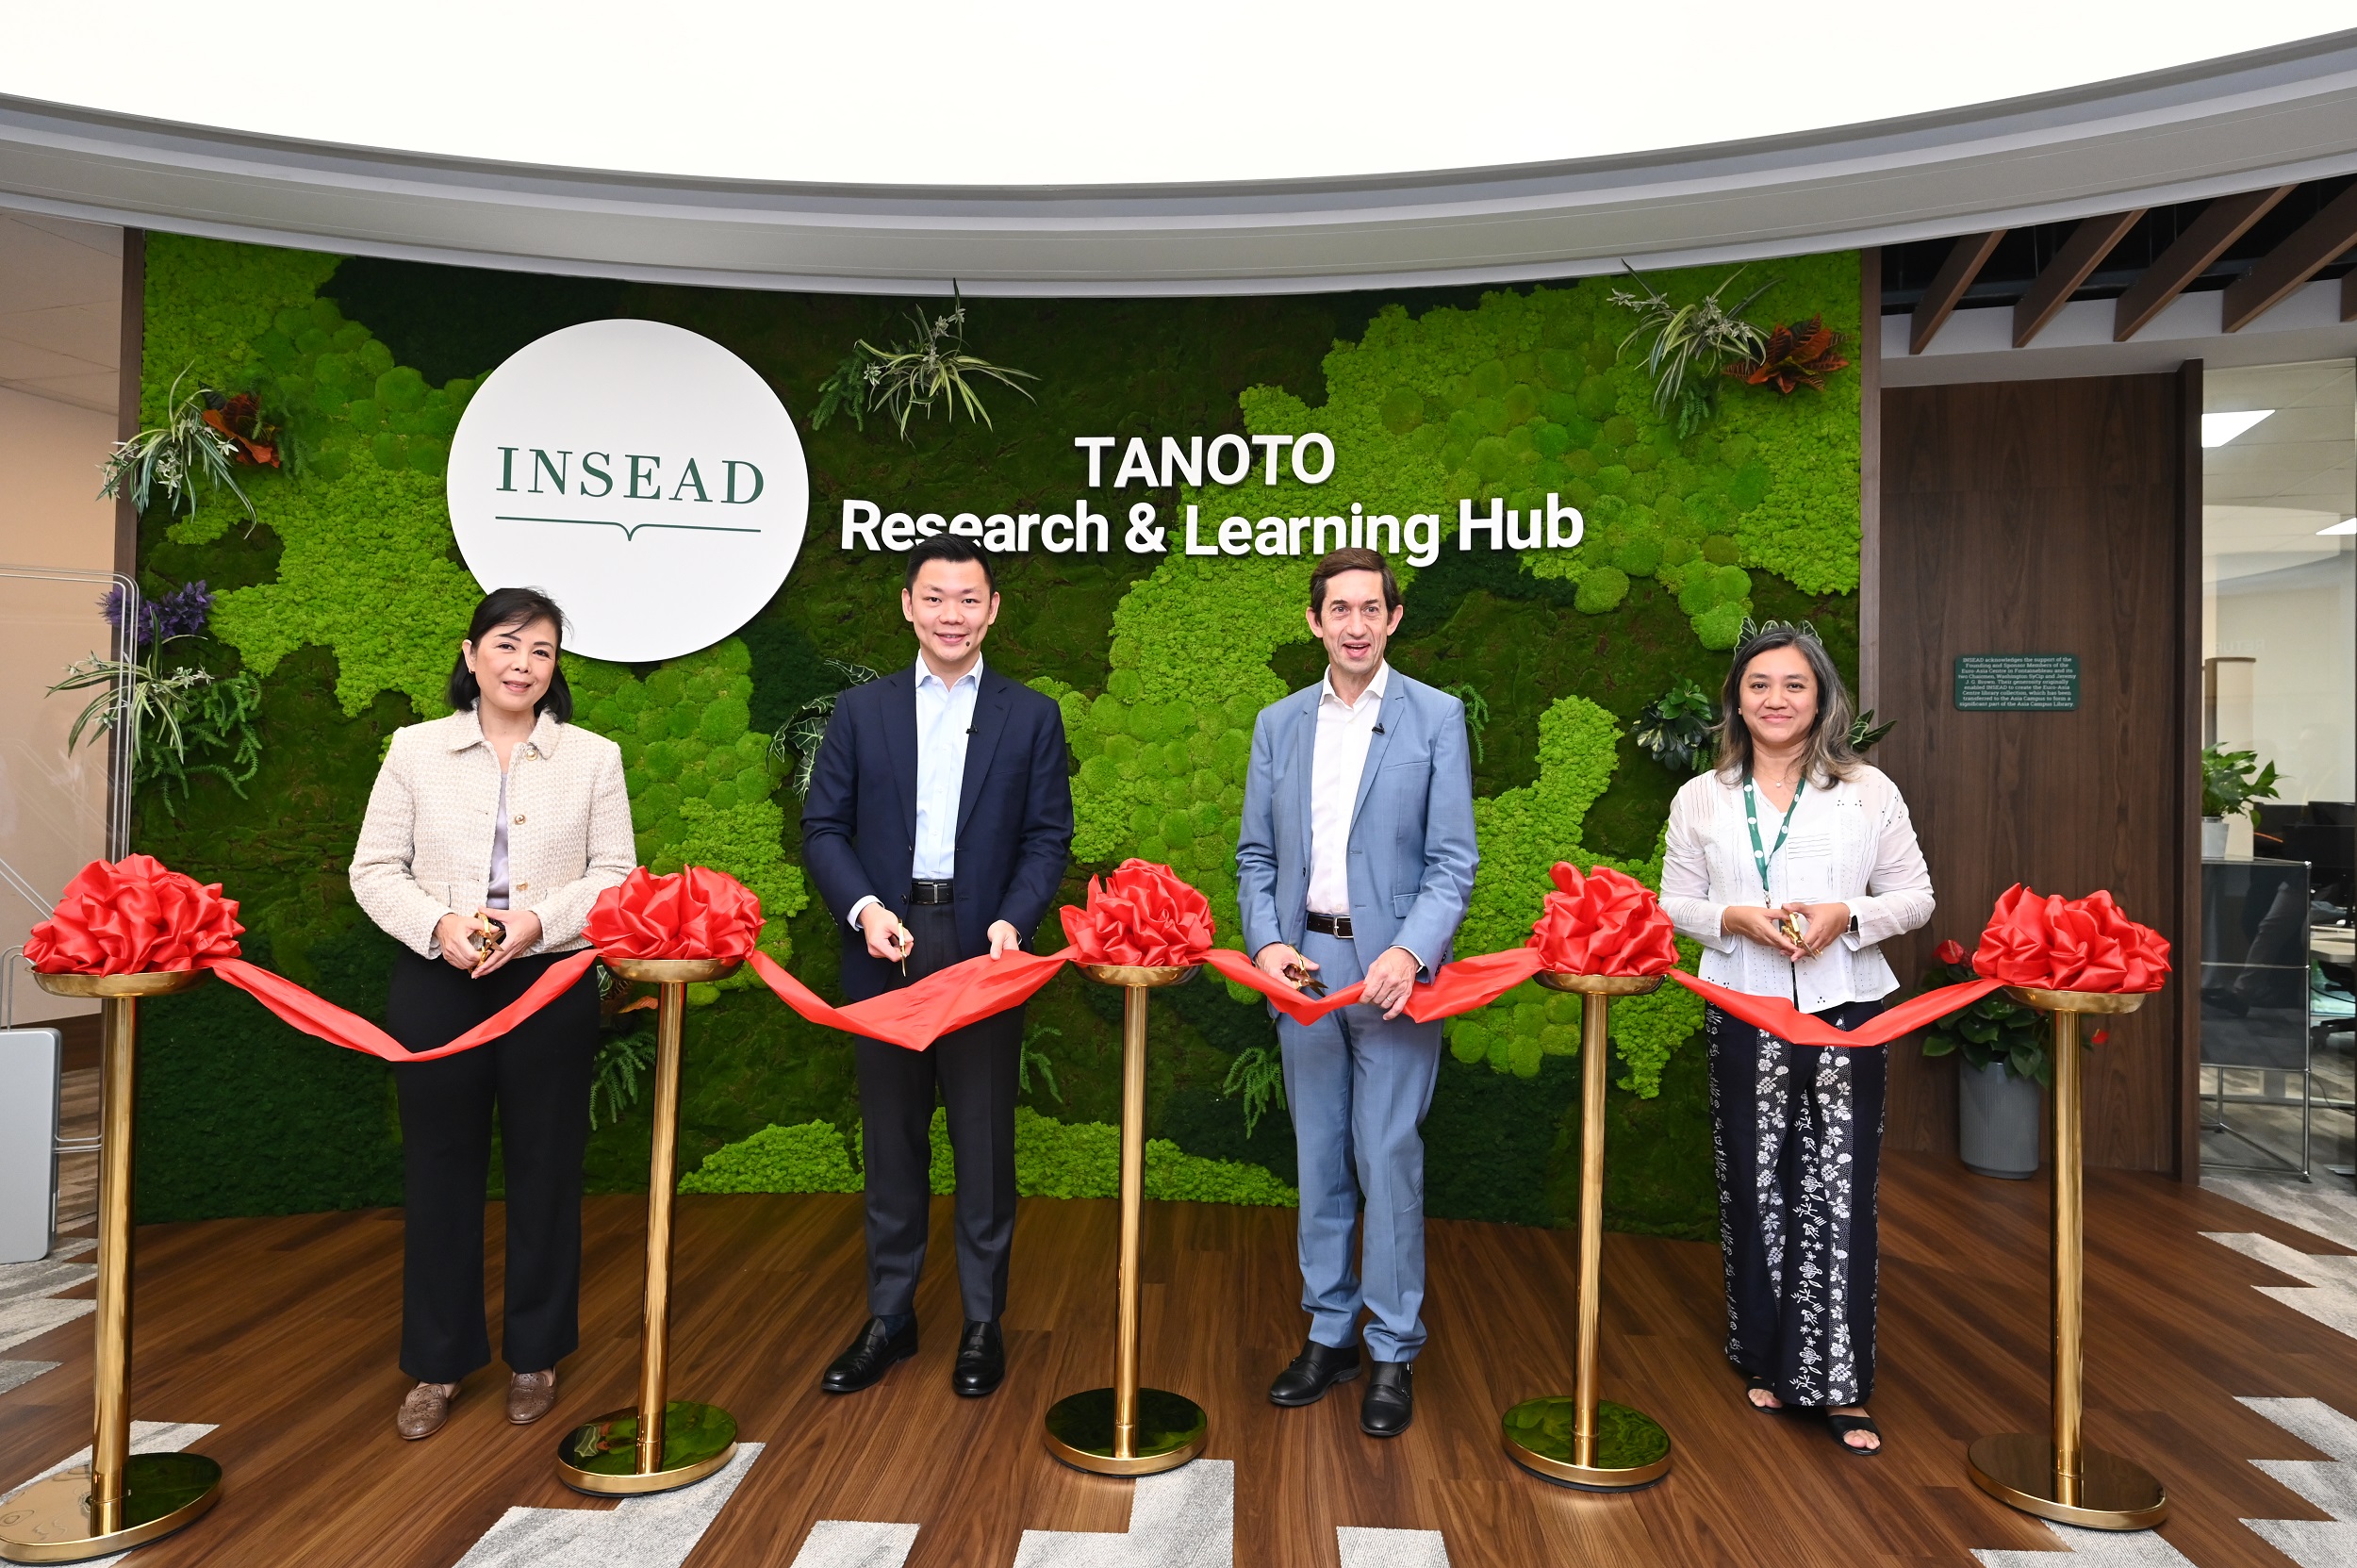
top-left (1891, 178), bottom-right (2357, 350)
top-left (2014, 208), bottom-right (2147, 346)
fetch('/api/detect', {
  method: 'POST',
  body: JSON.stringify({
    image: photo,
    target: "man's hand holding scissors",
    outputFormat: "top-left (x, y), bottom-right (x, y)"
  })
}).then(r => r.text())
top-left (859, 903), bottom-right (917, 979)
top-left (1253, 942), bottom-right (1327, 999)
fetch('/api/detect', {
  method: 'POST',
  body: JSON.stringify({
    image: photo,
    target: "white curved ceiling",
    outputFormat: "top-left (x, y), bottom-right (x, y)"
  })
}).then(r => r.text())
top-left (6, 2), bottom-right (2350, 187)
top-left (0, 8), bottom-right (2353, 294)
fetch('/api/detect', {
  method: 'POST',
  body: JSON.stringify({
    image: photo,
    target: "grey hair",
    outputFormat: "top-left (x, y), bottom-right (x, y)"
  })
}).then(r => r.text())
top-left (1711, 622), bottom-right (1861, 785)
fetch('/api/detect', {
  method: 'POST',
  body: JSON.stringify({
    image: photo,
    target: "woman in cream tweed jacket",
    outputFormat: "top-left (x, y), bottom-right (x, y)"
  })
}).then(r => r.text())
top-left (352, 708), bottom-right (633, 960)
top-left (350, 587), bottom-right (632, 1442)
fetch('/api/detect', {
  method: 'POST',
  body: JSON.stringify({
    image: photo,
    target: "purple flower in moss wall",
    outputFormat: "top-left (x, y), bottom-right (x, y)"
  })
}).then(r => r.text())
top-left (100, 580), bottom-right (214, 649)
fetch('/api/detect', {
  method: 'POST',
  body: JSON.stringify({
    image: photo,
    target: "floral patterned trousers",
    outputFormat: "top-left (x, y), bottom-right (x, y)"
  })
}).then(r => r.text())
top-left (1706, 999), bottom-right (1887, 1409)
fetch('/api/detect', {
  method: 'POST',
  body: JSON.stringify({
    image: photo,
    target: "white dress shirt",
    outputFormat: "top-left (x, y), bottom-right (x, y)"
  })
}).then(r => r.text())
top-left (1308, 661), bottom-right (1389, 916)
top-left (1658, 762), bottom-right (1935, 1012)
top-left (848, 654), bottom-right (982, 930)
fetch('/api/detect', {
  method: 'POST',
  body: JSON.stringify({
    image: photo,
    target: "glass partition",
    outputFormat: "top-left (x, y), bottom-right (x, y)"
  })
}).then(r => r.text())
top-left (2200, 358), bottom-right (2357, 1178)
top-left (0, 568), bottom-right (131, 1026)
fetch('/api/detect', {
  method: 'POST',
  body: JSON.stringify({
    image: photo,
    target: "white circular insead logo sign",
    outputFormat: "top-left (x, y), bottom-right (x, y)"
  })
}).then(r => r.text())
top-left (448, 320), bottom-right (809, 663)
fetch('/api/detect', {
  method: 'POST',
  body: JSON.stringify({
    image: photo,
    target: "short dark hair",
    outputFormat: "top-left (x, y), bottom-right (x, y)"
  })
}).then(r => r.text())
top-left (904, 534), bottom-right (996, 594)
top-left (1308, 548), bottom-right (1401, 616)
top-left (447, 586), bottom-right (573, 722)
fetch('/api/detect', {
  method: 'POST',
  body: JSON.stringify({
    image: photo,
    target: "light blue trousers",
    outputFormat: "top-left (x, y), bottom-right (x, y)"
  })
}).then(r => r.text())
top-left (1279, 928), bottom-right (1445, 1363)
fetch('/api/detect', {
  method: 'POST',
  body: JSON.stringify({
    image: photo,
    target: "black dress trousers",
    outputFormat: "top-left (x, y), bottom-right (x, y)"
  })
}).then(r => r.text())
top-left (387, 947), bottom-right (600, 1384)
top-left (1706, 997), bottom-right (1887, 1409)
top-left (854, 900), bottom-right (1024, 1324)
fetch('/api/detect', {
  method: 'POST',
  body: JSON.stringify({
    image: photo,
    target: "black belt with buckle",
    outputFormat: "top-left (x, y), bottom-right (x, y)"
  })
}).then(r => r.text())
top-left (1306, 912), bottom-right (1354, 939)
top-left (909, 879), bottom-right (956, 906)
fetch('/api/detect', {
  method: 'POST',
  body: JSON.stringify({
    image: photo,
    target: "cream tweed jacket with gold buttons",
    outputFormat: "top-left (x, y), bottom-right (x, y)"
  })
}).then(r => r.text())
top-left (351, 706), bottom-right (635, 960)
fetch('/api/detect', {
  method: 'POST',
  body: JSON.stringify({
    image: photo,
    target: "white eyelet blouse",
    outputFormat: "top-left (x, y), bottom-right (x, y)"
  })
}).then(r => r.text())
top-left (1658, 762), bottom-right (1936, 1012)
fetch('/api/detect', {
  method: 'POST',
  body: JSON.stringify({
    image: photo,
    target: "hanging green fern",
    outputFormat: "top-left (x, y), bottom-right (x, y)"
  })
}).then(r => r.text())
top-left (1608, 265), bottom-right (1776, 437)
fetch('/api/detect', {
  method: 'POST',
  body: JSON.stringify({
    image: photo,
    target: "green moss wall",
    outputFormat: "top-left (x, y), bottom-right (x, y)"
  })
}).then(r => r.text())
top-left (128, 237), bottom-right (1859, 1241)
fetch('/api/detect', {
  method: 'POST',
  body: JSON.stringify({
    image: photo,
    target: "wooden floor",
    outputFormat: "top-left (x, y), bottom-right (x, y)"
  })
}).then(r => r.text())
top-left (6, 1154), bottom-right (2356, 1567)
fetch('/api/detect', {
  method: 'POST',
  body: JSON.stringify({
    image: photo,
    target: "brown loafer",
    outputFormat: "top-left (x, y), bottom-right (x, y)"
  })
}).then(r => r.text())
top-left (507, 1369), bottom-right (557, 1426)
top-left (396, 1381), bottom-right (457, 1441)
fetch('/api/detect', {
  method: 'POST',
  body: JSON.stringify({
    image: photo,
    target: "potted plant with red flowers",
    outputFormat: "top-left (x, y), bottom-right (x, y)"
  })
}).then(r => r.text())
top-left (1918, 938), bottom-right (2051, 1179)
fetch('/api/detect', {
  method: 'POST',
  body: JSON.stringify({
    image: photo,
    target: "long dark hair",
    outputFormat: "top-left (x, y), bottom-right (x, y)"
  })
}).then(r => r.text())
top-left (447, 586), bottom-right (573, 722)
top-left (1711, 621), bottom-right (1859, 785)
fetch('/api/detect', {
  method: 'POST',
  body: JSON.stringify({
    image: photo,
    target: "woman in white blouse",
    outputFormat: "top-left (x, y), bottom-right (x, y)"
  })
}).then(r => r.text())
top-left (350, 587), bottom-right (633, 1442)
top-left (1660, 621), bottom-right (1933, 1457)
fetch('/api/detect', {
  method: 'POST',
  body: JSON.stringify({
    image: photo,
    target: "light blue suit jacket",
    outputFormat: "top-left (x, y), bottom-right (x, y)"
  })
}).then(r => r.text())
top-left (1236, 668), bottom-right (1478, 979)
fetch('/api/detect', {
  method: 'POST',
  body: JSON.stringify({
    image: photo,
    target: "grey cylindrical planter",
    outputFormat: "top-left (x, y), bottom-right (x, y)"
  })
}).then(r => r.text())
top-left (1958, 1059), bottom-right (2041, 1180)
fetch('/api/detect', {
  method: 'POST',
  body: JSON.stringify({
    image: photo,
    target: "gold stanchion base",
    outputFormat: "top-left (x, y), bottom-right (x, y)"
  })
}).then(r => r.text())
top-left (0, 1454), bottom-right (221, 1564)
top-left (1968, 1434), bottom-right (2167, 1529)
top-left (555, 1402), bottom-right (738, 1495)
top-left (1501, 1397), bottom-right (1673, 1490)
top-left (1043, 1388), bottom-right (1207, 1476)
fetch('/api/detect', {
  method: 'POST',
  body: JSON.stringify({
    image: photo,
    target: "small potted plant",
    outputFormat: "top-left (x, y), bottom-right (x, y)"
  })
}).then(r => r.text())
top-left (2201, 746), bottom-right (2281, 860)
top-left (1918, 938), bottom-right (2073, 1180)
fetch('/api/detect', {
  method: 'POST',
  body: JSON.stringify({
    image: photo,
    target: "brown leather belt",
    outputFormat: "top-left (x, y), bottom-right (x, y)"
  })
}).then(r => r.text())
top-left (910, 879), bottom-right (956, 905)
top-left (1306, 912), bottom-right (1354, 939)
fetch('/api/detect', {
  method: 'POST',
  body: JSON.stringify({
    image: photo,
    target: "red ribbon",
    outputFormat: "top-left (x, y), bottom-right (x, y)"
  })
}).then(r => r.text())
top-left (1666, 970), bottom-right (2005, 1048)
top-left (746, 949), bottom-right (1072, 1051)
top-left (440, 865), bottom-right (778, 1059)
top-left (24, 857), bottom-right (2171, 1064)
top-left (1661, 883), bottom-right (2168, 1046)
top-left (741, 859), bottom-right (1214, 1048)
top-left (23, 860), bottom-right (773, 1064)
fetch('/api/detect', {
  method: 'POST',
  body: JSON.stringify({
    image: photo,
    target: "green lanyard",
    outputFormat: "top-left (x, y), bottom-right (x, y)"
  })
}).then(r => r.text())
top-left (1741, 773), bottom-right (1805, 903)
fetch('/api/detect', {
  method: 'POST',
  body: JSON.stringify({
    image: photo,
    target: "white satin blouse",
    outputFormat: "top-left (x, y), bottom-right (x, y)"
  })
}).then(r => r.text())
top-left (1658, 762), bottom-right (1935, 1011)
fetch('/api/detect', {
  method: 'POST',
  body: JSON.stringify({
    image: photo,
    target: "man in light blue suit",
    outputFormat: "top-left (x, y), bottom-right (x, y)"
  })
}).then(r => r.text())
top-left (1236, 547), bottom-right (1478, 1439)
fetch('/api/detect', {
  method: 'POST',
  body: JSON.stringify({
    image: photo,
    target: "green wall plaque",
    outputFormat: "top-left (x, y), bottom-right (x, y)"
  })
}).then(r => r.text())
top-left (1953, 654), bottom-right (2080, 711)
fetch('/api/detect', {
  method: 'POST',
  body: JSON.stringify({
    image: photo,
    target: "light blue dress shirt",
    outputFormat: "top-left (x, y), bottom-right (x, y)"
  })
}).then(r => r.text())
top-left (912, 655), bottom-right (981, 878)
top-left (847, 655), bottom-right (982, 930)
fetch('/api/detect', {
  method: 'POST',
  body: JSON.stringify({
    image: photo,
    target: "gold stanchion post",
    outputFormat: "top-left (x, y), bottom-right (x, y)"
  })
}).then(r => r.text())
top-left (1967, 986), bottom-right (2166, 1530)
top-left (1044, 963), bottom-right (1207, 1476)
top-left (2, 970), bottom-right (220, 1565)
top-left (556, 957), bottom-right (740, 1495)
top-left (1500, 971), bottom-right (1673, 1491)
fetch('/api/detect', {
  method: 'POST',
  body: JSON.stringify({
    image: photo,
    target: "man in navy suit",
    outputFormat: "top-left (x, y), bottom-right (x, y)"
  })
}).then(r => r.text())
top-left (1237, 547), bottom-right (1477, 1438)
top-left (800, 536), bottom-right (1074, 1399)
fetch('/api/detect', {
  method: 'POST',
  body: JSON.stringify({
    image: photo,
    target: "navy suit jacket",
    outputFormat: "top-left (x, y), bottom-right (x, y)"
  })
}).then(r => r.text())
top-left (799, 664), bottom-right (1074, 1003)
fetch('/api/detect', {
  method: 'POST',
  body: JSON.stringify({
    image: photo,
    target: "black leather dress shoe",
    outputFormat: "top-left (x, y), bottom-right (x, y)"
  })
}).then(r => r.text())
top-left (821, 1317), bottom-right (917, 1395)
top-left (951, 1319), bottom-right (1005, 1398)
top-left (1360, 1361), bottom-right (1413, 1437)
top-left (1268, 1339), bottom-right (1361, 1407)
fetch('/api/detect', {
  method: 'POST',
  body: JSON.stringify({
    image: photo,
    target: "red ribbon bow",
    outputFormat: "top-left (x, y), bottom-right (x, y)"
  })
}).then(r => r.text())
top-left (586, 866), bottom-right (764, 962)
top-left (25, 854), bottom-right (245, 974)
top-left (1527, 864), bottom-right (1678, 976)
top-left (1058, 859), bottom-right (1216, 967)
top-left (1970, 883), bottom-right (2171, 994)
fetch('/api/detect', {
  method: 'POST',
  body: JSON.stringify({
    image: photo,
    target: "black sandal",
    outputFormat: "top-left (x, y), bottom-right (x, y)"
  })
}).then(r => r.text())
top-left (1743, 1376), bottom-right (1787, 1413)
top-left (1826, 1411), bottom-right (1882, 1455)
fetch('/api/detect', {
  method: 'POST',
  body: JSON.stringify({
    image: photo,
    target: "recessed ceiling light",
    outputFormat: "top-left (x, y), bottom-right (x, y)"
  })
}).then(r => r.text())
top-left (2202, 410), bottom-right (2275, 447)
top-left (2321, 518), bottom-right (2357, 536)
